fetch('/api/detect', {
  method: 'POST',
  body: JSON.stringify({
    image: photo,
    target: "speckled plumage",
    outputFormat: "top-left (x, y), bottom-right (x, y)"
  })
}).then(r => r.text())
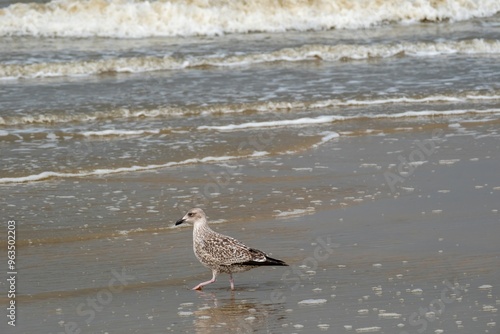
top-left (175, 208), bottom-right (288, 290)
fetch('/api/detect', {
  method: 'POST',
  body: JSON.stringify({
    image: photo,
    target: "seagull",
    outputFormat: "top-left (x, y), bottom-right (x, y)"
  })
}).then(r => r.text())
top-left (175, 208), bottom-right (288, 290)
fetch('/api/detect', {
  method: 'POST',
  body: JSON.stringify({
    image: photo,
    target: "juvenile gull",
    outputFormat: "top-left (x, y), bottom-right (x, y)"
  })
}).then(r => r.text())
top-left (175, 208), bottom-right (288, 290)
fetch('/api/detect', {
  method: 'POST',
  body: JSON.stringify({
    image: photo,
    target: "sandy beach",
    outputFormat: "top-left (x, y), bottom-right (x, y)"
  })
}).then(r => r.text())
top-left (2, 122), bottom-right (499, 333)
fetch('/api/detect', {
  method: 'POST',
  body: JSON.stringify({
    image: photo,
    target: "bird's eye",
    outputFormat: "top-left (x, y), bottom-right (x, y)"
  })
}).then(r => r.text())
top-left (188, 212), bottom-right (193, 217)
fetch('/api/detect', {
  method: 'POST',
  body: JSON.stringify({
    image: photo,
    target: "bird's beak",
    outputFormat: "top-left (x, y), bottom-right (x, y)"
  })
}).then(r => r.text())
top-left (175, 218), bottom-right (185, 226)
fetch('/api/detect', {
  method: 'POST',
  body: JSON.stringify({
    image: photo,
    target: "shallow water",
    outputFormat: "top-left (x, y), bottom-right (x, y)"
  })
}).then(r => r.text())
top-left (2, 126), bottom-right (499, 333)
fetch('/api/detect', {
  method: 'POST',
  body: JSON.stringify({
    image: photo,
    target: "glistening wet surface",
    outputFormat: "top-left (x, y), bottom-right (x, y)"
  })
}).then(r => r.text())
top-left (2, 125), bottom-right (499, 333)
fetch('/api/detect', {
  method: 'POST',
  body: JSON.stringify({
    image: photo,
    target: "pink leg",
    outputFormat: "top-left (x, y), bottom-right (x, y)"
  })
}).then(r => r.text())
top-left (229, 273), bottom-right (234, 290)
top-left (192, 270), bottom-right (217, 291)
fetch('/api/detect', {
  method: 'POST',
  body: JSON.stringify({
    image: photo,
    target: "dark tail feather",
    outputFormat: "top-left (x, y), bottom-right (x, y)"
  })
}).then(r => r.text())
top-left (241, 255), bottom-right (288, 266)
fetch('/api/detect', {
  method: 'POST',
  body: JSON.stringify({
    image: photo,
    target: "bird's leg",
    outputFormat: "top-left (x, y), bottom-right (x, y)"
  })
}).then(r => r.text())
top-left (229, 273), bottom-right (234, 290)
top-left (192, 270), bottom-right (217, 291)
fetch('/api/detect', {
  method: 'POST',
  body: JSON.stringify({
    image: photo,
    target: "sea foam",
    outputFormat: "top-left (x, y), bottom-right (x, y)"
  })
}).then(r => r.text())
top-left (1, 95), bottom-right (499, 127)
top-left (0, 154), bottom-right (255, 184)
top-left (198, 109), bottom-right (500, 131)
top-left (2, 39), bottom-right (500, 79)
top-left (0, 0), bottom-right (499, 38)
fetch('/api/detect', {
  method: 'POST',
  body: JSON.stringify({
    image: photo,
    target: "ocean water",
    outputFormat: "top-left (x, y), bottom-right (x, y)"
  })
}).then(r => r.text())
top-left (1, 1), bottom-right (500, 333)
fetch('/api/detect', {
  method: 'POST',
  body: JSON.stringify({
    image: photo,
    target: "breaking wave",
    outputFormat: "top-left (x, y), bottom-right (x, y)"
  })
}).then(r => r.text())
top-left (2, 39), bottom-right (500, 79)
top-left (0, 0), bottom-right (499, 38)
top-left (1, 92), bottom-right (499, 126)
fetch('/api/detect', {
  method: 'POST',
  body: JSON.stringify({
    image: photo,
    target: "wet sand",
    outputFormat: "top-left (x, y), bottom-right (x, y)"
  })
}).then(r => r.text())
top-left (2, 123), bottom-right (500, 334)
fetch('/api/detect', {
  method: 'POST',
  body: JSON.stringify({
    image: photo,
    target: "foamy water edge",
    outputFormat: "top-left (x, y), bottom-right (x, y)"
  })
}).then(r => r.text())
top-left (2, 39), bottom-right (500, 79)
top-left (1, 0), bottom-right (499, 38)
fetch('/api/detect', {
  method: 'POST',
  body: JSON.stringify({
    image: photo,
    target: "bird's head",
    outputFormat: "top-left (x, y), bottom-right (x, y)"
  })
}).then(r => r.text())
top-left (175, 208), bottom-right (206, 226)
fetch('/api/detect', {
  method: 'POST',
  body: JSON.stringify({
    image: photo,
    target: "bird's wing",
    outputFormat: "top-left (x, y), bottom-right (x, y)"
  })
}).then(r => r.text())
top-left (200, 233), bottom-right (266, 266)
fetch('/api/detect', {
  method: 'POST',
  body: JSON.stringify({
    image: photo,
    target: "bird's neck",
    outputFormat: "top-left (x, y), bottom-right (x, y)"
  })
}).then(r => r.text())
top-left (193, 219), bottom-right (212, 235)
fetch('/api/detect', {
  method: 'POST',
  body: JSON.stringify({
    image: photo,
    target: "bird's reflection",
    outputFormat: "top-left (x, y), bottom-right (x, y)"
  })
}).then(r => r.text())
top-left (190, 291), bottom-right (286, 334)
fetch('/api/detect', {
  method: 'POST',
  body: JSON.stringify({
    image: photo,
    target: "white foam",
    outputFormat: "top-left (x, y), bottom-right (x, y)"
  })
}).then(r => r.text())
top-left (198, 115), bottom-right (343, 131)
top-left (0, 153), bottom-right (264, 184)
top-left (355, 327), bottom-right (381, 333)
top-left (2, 97), bottom-right (500, 126)
top-left (409, 161), bottom-right (427, 167)
top-left (81, 129), bottom-right (161, 137)
top-left (337, 95), bottom-right (500, 107)
top-left (0, 56), bottom-right (187, 79)
top-left (1, 0), bottom-right (499, 38)
top-left (483, 305), bottom-right (497, 312)
top-left (479, 284), bottom-right (493, 289)
top-left (274, 207), bottom-right (315, 218)
top-left (3, 39), bottom-right (500, 79)
top-left (251, 151), bottom-right (269, 157)
top-left (177, 311), bottom-right (193, 317)
top-left (439, 159), bottom-right (460, 165)
top-left (298, 299), bottom-right (327, 305)
top-left (117, 228), bottom-right (144, 235)
top-left (199, 109), bottom-right (500, 131)
top-left (292, 168), bottom-right (313, 172)
top-left (314, 131), bottom-right (340, 147)
top-left (378, 312), bottom-right (402, 319)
